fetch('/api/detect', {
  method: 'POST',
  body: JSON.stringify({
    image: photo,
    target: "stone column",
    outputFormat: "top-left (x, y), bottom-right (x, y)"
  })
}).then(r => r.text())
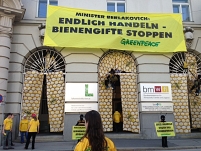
top-left (0, 16), bottom-right (14, 146)
top-left (0, 14), bottom-right (14, 100)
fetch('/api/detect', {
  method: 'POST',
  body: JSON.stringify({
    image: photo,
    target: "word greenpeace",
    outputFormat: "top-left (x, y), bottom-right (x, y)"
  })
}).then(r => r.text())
top-left (121, 39), bottom-right (160, 47)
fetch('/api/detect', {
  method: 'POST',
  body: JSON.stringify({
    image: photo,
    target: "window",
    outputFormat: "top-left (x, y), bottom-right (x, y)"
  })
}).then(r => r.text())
top-left (172, 0), bottom-right (191, 21)
top-left (38, 0), bottom-right (58, 18)
top-left (107, 0), bottom-right (125, 12)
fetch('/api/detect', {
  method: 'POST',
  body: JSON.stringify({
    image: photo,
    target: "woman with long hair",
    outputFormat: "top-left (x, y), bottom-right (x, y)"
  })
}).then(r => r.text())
top-left (74, 110), bottom-right (116, 151)
top-left (24, 113), bottom-right (40, 150)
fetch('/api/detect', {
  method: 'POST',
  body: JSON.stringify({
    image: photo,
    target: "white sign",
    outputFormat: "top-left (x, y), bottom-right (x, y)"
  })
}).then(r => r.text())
top-left (65, 83), bottom-right (98, 101)
top-left (65, 103), bottom-right (98, 112)
top-left (140, 83), bottom-right (172, 101)
top-left (140, 103), bottom-right (173, 112)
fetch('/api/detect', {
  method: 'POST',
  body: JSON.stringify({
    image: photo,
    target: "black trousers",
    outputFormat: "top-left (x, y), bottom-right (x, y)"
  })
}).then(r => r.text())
top-left (6, 131), bottom-right (13, 146)
top-left (25, 132), bottom-right (37, 149)
top-left (162, 136), bottom-right (168, 147)
top-left (114, 122), bottom-right (120, 132)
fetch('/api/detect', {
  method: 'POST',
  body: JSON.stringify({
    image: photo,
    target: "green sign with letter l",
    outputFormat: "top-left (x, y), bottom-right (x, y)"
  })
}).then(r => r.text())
top-left (85, 84), bottom-right (93, 97)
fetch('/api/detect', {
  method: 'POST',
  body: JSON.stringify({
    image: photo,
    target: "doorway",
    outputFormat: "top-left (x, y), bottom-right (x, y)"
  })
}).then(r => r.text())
top-left (39, 74), bottom-right (50, 133)
top-left (112, 75), bottom-right (123, 132)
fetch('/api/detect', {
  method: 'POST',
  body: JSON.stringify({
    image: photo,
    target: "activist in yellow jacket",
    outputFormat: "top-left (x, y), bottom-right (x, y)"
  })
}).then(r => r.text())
top-left (19, 119), bottom-right (29, 132)
top-left (74, 137), bottom-right (116, 151)
top-left (113, 111), bottom-right (121, 123)
top-left (3, 118), bottom-right (12, 131)
top-left (25, 114), bottom-right (40, 149)
top-left (19, 115), bottom-right (29, 143)
top-left (74, 110), bottom-right (117, 151)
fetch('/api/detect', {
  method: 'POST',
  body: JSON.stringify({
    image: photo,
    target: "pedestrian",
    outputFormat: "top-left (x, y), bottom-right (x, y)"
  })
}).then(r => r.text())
top-left (74, 110), bottom-right (116, 151)
top-left (19, 115), bottom-right (29, 144)
top-left (75, 114), bottom-right (85, 126)
top-left (6, 114), bottom-right (15, 147)
top-left (24, 113), bottom-right (40, 150)
top-left (161, 115), bottom-right (168, 147)
top-left (2, 113), bottom-right (14, 150)
top-left (75, 114), bottom-right (85, 143)
top-left (113, 110), bottom-right (121, 132)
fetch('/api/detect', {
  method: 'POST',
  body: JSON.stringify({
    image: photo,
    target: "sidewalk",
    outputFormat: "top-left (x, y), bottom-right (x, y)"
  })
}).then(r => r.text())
top-left (3, 138), bottom-right (201, 151)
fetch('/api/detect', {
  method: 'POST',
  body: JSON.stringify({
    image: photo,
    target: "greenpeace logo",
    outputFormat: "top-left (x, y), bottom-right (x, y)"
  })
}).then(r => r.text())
top-left (143, 86), bottom-right (169, 93)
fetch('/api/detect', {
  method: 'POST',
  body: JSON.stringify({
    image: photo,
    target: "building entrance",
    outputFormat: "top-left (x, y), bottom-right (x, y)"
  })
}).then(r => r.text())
top-left (112, 75), bottom-right (123, 132)
top-left (169, 52), bottom-right (201, 133)
top-left (39, 75), bottom-right (50, 133)
top-left (98, 50), bottom-right (140, 133)
top-left (22, 48), bottom-right (66, 133)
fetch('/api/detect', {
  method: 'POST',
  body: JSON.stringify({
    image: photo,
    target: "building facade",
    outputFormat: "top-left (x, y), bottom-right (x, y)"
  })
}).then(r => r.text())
top-left (0, 0), bottom-right (201, 141)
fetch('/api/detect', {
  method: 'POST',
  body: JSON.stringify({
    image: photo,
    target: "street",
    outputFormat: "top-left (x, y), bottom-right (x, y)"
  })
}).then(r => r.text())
top-left (3, 138), bottom-right (200, 151)
top-left (158, 149), bottom-right (201, 151)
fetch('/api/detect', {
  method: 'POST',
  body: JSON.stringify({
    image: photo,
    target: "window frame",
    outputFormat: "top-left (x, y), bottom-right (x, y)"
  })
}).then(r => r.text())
top-left (36, 0), bottom-right (58, 18)
top-left (107, 0), bottom-right (126, 12)
top-left (172, 0), bottom-right (192, 22)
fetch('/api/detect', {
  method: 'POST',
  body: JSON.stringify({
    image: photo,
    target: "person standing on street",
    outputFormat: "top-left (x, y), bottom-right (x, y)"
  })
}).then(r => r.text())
top-left (74, 110), bottom-right (117, 151)
top-left (2, 113), bottom-right (14, 150)
top-left (6, 114), bottom-right (15, 146)
top-left (19, 115), bottom-right (29, 144)
top-left (24, 113), bottom-right (40, 150)
top-left (113, 110), bottom-right (121, 133)
top-left (76, 114), bottom-right (85, 126)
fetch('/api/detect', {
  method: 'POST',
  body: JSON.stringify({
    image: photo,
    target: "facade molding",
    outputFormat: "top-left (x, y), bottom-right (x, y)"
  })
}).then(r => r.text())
top-left (2, 0), bottom-right (23, 9)
top-left (0, 14), bottom-right (14, 36)
top-left (184, 26), bottom-right (194, 49)
top-left (0, 0), bottom-right (25, 22)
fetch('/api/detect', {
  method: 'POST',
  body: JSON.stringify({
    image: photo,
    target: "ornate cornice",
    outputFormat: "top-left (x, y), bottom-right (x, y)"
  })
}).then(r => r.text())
top-left (38, 23), bottom-right (46, 45)
top-left (184, 27), bottom-right (194, 49)
top-left (0, 0), bottom-right (25, 22)
top-left (0, 0), bottom-right (25, 36)
top-left (0, 14), bottom-right (14, 36)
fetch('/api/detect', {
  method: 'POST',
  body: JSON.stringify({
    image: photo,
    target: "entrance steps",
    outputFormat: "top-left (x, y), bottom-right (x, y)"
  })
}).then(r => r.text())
top-left (105, 133), bottom-right (141, 139)
top-left (14, 132), bottom-right (201, 142)
top-left (35, 135), bottom-right (64, 142)
top-left (14, 133), bottom-right (141, 143)
top-left (15, 135), bottom-right (64, 143)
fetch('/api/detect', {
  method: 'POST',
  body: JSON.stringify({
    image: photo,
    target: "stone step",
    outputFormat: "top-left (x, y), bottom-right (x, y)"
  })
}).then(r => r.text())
top-left (105, 133), bottom-right (141, 139)
top-left (15, 135), bottom-right (64, 143)
top-left (14, 133), bottom-right (141, 142)
top-left (14, 132), bottom-right (201, 143)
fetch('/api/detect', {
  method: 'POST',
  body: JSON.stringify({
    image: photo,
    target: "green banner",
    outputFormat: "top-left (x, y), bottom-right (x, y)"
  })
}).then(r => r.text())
top-left (155, 122), bottom-right (175, 137)
top-left (72, 126), bottom-right (86, 140)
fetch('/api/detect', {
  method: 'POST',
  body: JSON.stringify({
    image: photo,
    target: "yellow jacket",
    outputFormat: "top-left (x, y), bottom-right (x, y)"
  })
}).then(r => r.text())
top-left (74, 137), bottom-right (116, 151)
top-left (19, 119), bottom-right (29, 132)
top-left (28, 119), bottom-right (40, 132)
top-left (3, 118), bottom-right (12, 131)
top-left (113, 111), bottom-right (121, 123)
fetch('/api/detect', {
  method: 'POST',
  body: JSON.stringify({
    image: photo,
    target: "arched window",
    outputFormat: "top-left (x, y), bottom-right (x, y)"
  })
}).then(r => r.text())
top-left (24, 48), bottom-right (65, 73)
top-left (169, 52), bottom-right (201, 75)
